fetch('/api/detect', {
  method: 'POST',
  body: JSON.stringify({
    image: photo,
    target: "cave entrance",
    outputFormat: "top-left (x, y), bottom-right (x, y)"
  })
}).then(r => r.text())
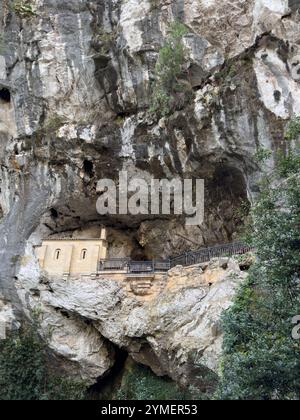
top-left (89, 347), bottom-right (128, 399)
top-left (88, 350), bottom-right (185, 400)
top-left (50, 208), bottom-right (59, 219)
top-left (0, 88), bottom-right (11, 103)
top-left (206, 163), bottom-right (250, 240)
top-left (83, 160), bottom-right (94, 177)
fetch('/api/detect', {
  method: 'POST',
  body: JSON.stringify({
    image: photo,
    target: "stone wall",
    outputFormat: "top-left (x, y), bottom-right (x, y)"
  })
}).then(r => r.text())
top-left (36, 236), bottom-right (108, 276)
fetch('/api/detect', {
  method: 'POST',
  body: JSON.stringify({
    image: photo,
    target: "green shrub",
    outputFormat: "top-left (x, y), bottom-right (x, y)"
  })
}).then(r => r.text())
top-left (13, 1), bottom-right (36, 18)
top-left (275, 117), bottom-right (300, 177)
top-left (94, 31), bottom-right (117, 55)
top-left (33, 114), bottom-right (66, 144)
top-left (254, 147), bottom-right (272, 164)
top-left (149, 21), bottom-right (190, 118)
top-left (285, 116), bottom-right (300, 141)
top-left (150, 0), bottom-right (161, 11)
top-left (115, 363), bottom-right (188, 400)
top-left (0, 323), bottom-right (87, 400)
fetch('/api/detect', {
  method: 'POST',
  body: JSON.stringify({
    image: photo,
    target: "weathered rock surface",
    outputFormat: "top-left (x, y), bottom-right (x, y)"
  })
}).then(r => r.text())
top-left (0, 293), bottom-right (18, 339)
top-left (0, 0), bottom-right (299, 387)
top-left (14, 254), bottom-right (247, 387)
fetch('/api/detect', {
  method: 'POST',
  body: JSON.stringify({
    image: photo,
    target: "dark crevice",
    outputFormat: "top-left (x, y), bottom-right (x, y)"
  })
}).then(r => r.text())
top-left (50, 208), bottom-right (59, 219)
top-left (0, 87), bottom-right (11, 103)
top-left (83, 160), bottom-right (94, 177)
top-left (240, 264), bottom-right (250, 271)
top-left (116, 111), bottom-right (134, 119)
top-left (89, 347), bottom-right (128, 399)
top-left (60, 310), bottom-right (70, 319)
top-left (274, 90), bottom-right (281, 102)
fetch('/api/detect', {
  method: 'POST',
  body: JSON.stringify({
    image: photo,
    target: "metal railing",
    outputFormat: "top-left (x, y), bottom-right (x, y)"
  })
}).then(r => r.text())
top-left (99, 259), bottom-right (171, 274)
top-left (99, 242), bottom-right (253, 274)
top-left (170, 242), bottom-right (252, 268)
top-left (99, 258), bottom-right (130, 271)
top-left (129, 261), bottom-right (154, 273)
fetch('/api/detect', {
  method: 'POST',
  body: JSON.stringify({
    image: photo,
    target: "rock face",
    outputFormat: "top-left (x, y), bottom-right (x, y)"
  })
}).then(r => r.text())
top-left (0, 0), bottom-right (299, 388)
top-left (0, 293), bottom-right (18, 339)
top-left (16, 254), bottom-right (247, 387)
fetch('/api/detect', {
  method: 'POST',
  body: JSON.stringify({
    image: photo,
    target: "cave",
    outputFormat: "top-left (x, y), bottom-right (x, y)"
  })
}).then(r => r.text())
top-left (89, 347), bottom-right (128, 399)
top-left (39, 161), bottom-right (250, 261)
top-left (83, 160), bottom-right (94, 177)
top-left (208, 165), bottom-right (248, 203)
top-left (88, 349), bottom-right (186, 400)
top-left (0, 87), bottom-right (11, 103)
top-left (50, 208), bottom-right (59, 219)
top-left (274, 90), bottom-right (281, 102)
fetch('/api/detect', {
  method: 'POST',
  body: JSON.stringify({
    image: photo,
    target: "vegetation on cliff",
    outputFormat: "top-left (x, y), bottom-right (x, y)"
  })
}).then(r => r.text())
top-left (115, 363), bottom-right (189, 400)
top-left (149, 21), bottom-right (191, 118)
top-left (0, 322), bottom-right (87, 400)
top-left (13, 1), bottom-right (36, 18)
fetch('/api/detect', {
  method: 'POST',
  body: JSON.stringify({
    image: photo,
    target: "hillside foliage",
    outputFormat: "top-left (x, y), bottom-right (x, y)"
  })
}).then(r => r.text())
top-left (217, 119), bottom-right (300, 400)
top-left (115, 363), bottom-right (189, 400)
top-left (0, 323), bottom-right (87, 400)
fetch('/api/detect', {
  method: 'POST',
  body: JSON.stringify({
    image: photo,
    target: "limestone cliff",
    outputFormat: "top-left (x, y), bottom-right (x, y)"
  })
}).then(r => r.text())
top-left (0, 0), bottom-right (299, 391)
top-left (16, 257), bottom-right (247, 389)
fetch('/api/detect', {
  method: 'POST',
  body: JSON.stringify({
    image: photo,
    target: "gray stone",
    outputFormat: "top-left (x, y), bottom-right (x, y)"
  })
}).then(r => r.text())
top-left (15, 255), bottom-right (246, 387)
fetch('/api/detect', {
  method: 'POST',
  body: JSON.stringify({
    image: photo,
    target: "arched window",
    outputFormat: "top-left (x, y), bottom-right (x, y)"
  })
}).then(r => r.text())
top-left (81, 249), bottom-right (87, 260)
top-left (54, 249), bottom-right (61, 260)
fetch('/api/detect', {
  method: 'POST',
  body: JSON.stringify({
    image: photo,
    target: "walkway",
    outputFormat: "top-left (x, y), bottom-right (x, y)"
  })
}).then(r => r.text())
top-left (99, 242), bottom-right (253, 274)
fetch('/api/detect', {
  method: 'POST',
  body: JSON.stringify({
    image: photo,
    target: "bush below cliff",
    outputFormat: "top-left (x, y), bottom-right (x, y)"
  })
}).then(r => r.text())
top-left (0, 323), bottom-right (87, 400)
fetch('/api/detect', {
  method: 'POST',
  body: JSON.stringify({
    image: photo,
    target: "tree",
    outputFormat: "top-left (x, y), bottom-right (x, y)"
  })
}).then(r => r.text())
top-left (149, 21), bottom-right (191, 118)
top-left (0, 323), bottom-right (87, 400)
top-left (217, 120), bottom-right (300, 400)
